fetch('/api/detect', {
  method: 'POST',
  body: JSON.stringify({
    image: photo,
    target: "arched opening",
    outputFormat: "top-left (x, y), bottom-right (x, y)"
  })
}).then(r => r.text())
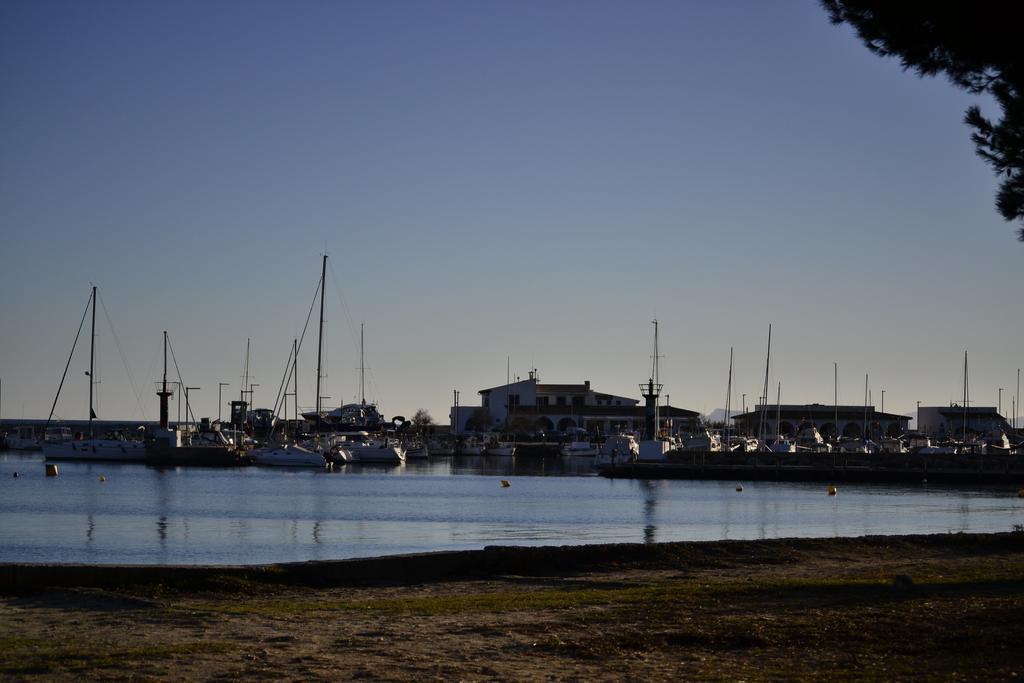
top-left (557, 417), bottom-right (577, 432)
top-left (797, 421), bottom-right (814, 433)
top-left (885, 422), bottom-right (902, 437)
top-left (819, 423), bottom-right (838, 439)
top-left (534, 417), bottom-right (554, 433)
top-left (778, 421), bottom-right (794, 436)
top-left (842, 423), bottom-right (863, 438)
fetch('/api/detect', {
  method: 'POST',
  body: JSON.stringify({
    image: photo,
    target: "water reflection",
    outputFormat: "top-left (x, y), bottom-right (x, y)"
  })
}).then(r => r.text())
top-left (2, 452), bottom-right (1023, 566)
top-left (640, 480), bottom-right (660, 544)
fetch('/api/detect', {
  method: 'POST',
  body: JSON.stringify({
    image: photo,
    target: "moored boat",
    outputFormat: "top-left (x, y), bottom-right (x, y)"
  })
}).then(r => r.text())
top-left (251, 442), bottom-right (328, 467)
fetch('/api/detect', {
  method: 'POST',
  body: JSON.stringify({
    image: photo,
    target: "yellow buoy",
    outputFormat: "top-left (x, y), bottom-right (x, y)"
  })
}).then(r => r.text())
top-left (99, 475), bottom-right (107, 482)
top-left (501, 480), bottom-right (511, 488)
top-left (45, 463), bottom-right (59, 477)
top-left (828, 485), bottom-right (837, 496)
top-left (735, 484), bottom-right (744, 492)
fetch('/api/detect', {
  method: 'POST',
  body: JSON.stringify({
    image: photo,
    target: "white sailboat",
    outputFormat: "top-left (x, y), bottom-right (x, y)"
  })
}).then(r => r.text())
top-left (252, 261), bottom-right (329, 469)
top-left (42, 286), bottom-right (146, 462)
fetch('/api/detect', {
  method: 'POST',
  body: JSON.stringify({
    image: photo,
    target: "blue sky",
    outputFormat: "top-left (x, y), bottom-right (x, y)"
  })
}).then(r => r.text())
top-left (1, 0), bottom-right (1020, 425)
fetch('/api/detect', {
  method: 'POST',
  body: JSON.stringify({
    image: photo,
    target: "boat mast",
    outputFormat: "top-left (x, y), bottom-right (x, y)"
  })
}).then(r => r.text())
top-left (863, 373), bottom-right (868, 441)
top-left (287, 337), bottom-right (298, 442)
top-left (758, 324), bottom-right (771, 446)
top-left (724, 347), bottom-right (733, 443)
top-left (241, 338), bottom-right (250, 409)
top-left (88, 285), bottom-right (97, 439)
top-left (834, 362), bottom-right (838, 443)
top-left (963, 350), bottom-right (969, 441)
top-left (775, 381), bottom-right (782, 438)
top-left (653, 319), bottom-right (659, 436)
top-left (315, 254), bottom-right (327, 436)
top-left (360, 322), bottom-right (365, 405)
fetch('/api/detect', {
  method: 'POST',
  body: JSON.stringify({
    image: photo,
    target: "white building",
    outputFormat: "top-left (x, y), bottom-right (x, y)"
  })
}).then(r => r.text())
top-left (450, 372), bottom-right (700, 435)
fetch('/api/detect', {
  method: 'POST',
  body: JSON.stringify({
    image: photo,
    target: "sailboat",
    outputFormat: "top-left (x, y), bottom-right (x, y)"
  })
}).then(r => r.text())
top-left (333, 323), bottom-right (404, 463)
top-left (252, 258), bottom-right (329, 468)
top-left (42, 286), bottom-right (147, 462)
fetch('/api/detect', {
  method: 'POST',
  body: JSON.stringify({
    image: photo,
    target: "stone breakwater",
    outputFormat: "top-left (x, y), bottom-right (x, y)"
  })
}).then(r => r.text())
top-left (600, 450), bottom-right (1024, 484)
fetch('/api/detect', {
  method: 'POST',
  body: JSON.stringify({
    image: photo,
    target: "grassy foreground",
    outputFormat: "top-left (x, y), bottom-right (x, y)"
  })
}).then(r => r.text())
top-left (2, 533), bottom-right (1024, 680)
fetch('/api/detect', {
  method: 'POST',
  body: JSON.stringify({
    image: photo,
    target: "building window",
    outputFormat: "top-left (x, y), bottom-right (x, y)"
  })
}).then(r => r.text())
top-left (556, 396), bottom-right (566, 406)
top-left (483, 396), bottom-right (489, 408)
top-left (615, 400), bottom-right (621, 406)
top-left (509, 394), bottom-right (520, 407)
top-left (572, 396), bottom-right (584, 408)
top-left (537, 396), bottom-right (549, 406)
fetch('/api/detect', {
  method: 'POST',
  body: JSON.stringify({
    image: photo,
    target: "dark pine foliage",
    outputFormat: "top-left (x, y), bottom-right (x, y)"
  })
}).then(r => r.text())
top-left (822, 1), bottom-right (1024, 241)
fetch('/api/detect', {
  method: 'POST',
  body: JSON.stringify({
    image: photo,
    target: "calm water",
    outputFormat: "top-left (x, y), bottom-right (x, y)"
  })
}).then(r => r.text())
top-left (2, 452), bottom-right (1023, 565)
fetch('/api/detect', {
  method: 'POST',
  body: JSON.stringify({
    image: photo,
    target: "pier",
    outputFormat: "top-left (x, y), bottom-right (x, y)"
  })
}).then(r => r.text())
top-left (599, 450), bottom-right (1024, 485)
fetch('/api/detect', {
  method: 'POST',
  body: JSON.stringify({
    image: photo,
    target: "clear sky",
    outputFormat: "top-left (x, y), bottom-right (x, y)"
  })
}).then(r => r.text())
top-left (1, 0), bottom-right (1020, 426)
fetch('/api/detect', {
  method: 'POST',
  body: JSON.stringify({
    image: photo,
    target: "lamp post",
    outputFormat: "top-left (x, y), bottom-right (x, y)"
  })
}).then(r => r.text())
top-left (185, 387), bottom-right (200, 431)
top-left (916, 401), bottom-right (921, 434)
top-left (998, 388), bottom-right (1003, 417)
top-left (881, 390), bottom-right (885, 415)
top-left (218, 383), bottom-right (229, 422)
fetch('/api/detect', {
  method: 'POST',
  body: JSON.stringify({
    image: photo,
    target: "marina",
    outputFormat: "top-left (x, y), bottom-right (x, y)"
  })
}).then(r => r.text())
top-left (3, 450), bottom-right (1024, 566)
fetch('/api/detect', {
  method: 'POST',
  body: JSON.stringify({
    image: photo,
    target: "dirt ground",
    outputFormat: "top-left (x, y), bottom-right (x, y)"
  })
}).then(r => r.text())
top-left (2, 533), bottom-right (1024, 681)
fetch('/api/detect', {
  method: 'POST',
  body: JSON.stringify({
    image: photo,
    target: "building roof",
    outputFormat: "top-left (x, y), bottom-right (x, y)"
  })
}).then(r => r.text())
top-left (730, 404), bottom-right (910, 422)
top-left (536, 384), bottom-right (589, 394)
top-left (511, 404), bottom-right (699, 418)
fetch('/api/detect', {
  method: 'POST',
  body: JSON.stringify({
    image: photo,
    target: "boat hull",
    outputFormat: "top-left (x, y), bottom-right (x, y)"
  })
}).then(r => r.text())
top-left (251, 445), bottom-right (327, 467)
top-left (43, 440), bottom-right (147, 462)
top-left (348, 445), bottom-right (405, 463)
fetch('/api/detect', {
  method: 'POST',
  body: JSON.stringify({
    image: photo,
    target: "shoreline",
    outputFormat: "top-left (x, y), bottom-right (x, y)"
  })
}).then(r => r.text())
top-left (3, 532), bottom-right (1023, 679)
top-left (4, 531), bottom-right (1022, 591)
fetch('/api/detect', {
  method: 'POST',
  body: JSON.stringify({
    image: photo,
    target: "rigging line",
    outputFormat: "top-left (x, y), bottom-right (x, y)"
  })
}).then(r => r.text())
top-left (271, 274), bottom-right (322, 419)
top-left (326, 264), bottom-right (363, 392)
top-left (326, 262), bottom-right (360, 350)
top-left (165, 335), bottom-right (197, 426)
top-left (45, 290), bottom-right (93, 430)
top-left (97, 290), bottom-right (147, 421)
top-left (139, 338), bottom-right (163, 421)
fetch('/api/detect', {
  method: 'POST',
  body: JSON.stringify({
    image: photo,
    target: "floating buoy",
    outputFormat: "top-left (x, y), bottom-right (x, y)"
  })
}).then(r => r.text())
top-left (12, 472), bottom-right (20, 478)
top-left (99, 475), bottom-right (106, 482)
top-left (827, 485), bottom-right (837, 496)
top-left (45, 463), bottom-right (59, 477)
top-left (735, 484), bottom-right (744, 492)
top-left (1017, 488), bottom-right (1024, 499)
top-left (501, 480), bottom-right (511, 488)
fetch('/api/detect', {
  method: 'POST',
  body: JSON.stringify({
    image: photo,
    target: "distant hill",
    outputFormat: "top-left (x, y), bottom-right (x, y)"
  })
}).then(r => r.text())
top-left (704, 408), bottom-right (735, 424)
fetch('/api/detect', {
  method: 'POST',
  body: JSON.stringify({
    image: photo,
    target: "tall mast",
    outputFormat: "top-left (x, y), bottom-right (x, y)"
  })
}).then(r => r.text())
top-left (288, 337), bottom-right (298, 442)
top-left (758, 324), bottom-right (771, 445)
top-left (775, 381), bottom-right (782, 438)
top-left (315, 254), bottom-right (327, 436)
top-left (88, 285), bottom-right (97, 438)
top-left (241, 338), bottom-right (250, 405)
top-left (963, 350), bottom-right (969, 440)
top-left (653, 319), bottom-right (659, 435)
top-left (724, 347), bottom-right (733, 441)
top-left (834, 362), bottom-right (838, 442)
top-left (863, 373), bottom-right (868, 441)
top-left (360, 322), bottom-right (365, 405)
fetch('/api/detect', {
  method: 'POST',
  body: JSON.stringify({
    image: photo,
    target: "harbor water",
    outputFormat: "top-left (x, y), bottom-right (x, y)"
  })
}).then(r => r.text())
top-left (2, 451), bottom-right (1023, 566)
